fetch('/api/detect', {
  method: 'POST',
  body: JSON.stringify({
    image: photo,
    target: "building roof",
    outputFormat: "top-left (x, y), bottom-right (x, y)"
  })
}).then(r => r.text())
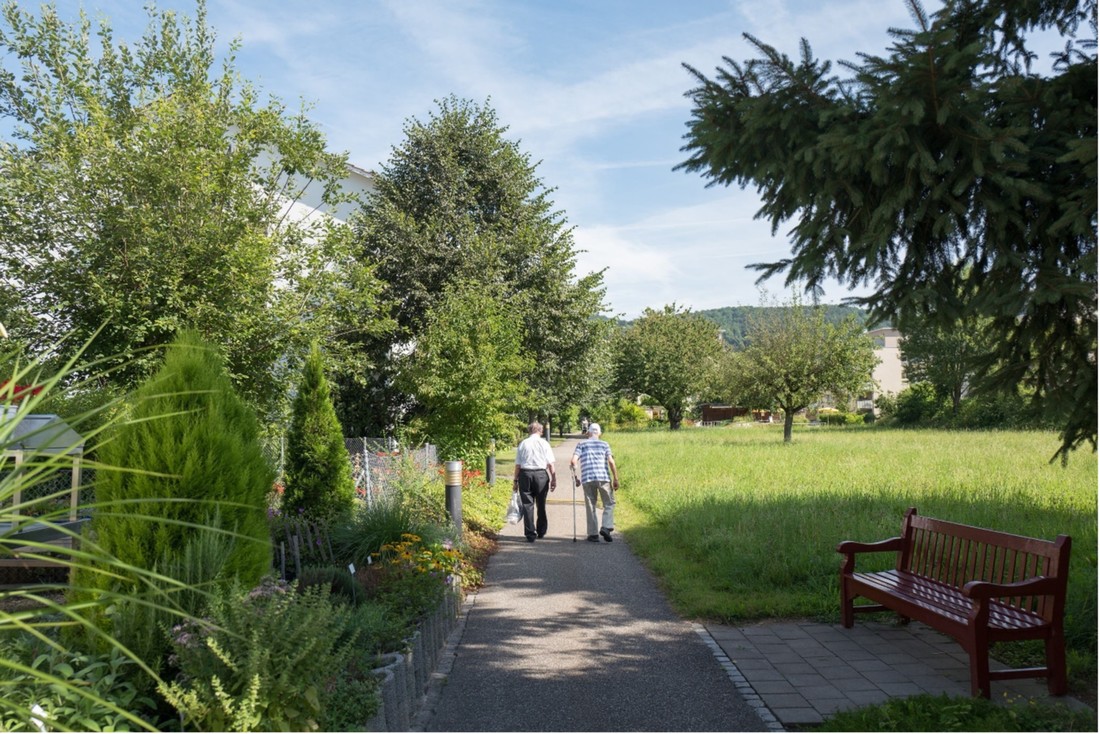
top-left (3, 411), bottom-right (85, 456)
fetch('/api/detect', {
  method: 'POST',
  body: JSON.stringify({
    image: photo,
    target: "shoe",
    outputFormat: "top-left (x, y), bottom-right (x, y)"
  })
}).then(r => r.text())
top-left (586, 535), bottom-right (600, 542)
top-left (537, 533), bottom-right (545, 538)
top-left (526, 536), bottom-right (536, 542)
top-left (599, 528), bottom-right (613, 543)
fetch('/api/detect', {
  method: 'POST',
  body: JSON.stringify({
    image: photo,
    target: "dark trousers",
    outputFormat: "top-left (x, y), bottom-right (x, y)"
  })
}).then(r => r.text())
top-left (518, 468), bottom-right (550, 540)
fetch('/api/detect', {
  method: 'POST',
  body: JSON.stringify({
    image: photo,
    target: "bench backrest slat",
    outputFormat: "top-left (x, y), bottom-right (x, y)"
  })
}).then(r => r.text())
top-left (897, 508), bottom-right (1070, 622)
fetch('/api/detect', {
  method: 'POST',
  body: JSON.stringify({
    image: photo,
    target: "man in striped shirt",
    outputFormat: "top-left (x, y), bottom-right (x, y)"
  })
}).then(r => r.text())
top-left (570, 422), bottom-right (620, 543)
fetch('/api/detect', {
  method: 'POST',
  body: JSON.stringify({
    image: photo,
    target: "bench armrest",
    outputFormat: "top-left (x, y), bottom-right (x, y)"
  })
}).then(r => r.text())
top-left (836, 537), bottom-right (904, 555)
top-left (962, 576), bottom-right (1060, 600)
top-left (836, 537), bottom-right (904, 575)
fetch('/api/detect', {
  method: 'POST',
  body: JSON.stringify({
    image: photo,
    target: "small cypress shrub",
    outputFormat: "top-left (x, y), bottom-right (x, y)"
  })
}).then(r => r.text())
top-left (79, 331), bottom-right (273, 591)
top-left (282, 342), bottom-right (355, 521)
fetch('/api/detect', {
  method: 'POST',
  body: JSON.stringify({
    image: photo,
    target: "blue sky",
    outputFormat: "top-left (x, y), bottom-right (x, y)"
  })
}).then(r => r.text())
top-left (66, 1), bottom-right (965, 318)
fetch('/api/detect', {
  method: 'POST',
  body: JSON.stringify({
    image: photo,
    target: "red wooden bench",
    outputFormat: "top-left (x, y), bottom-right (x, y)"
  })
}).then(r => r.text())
top-left (837, 507), bottom-right (1071, 698)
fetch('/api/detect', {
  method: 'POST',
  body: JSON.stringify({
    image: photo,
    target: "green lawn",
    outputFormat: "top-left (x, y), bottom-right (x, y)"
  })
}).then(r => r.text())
top-left (610, 425), bottom-right (1097, 686)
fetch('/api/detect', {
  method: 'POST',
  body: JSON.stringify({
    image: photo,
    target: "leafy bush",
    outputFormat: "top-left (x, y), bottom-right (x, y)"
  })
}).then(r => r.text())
top-left (282, 342), bottom-right (356, 522)
top-left (160, 579), bottom-right (364, 732)
top-left (874, 391), bottom-right (899, 418)
top-left (954, 391), bottom-right (1043, 430)
top-left (318, 674), bottom-right (380, 731)
top-left (593, 397), bottom-right (650, 429)
top-left (458, 472), bottom-right (512, 536)
top-left (347, 600), bottom-right (414, 656)
top-left (818, 410), bottom-right (865, 426)
top-left (815, 693), bottom-right (1096, 732)
top-left (891, 382), bottom-right (946, 425)
top-left (0, 636), bottom-right (160, 731)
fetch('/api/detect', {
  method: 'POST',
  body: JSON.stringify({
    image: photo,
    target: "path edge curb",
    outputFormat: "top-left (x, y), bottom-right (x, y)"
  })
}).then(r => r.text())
top-left (692, 622), bottom-right (786, 732)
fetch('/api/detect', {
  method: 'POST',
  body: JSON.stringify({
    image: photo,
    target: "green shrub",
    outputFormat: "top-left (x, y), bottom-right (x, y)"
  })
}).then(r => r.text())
top-left (458, 472), bottom-right (513, 535)
top-left (347, 599), bottom-right (417, 656)
top-left (282, 342), bottom-right (356, 521)
top-left (297, 564), bottom-right (365, 606)
top-left (159, 579), bottom-right (363, 732)
top-left (318, 675), bottom-right (380, 731)
top-left (874, 391), bottom-right (899, 418)
top-left (0, 635), bottom-right (160, 731)
top-left (892, 382), bottom-right (946, 425)
top-left (81, 331), bottom-right (273, 589)
top-left (107, 518), bottom-right (237, 684)
top-left (955, 391), bottom-right (1043, 430)
top-left (330, 455), bottom-right (455, 564)
top-left (815, 693), bottom-right (1096, 732)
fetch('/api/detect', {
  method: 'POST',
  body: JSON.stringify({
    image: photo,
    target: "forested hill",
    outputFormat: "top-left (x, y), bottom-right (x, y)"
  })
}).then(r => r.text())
top-left (696, 305), bottom-right (874, 348)
top-left (607, 305), bottom-right (885, 348)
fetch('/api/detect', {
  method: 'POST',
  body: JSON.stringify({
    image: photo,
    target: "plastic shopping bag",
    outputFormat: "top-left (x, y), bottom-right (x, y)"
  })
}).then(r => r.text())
top-left (504, 491), bottom-right (522, 524)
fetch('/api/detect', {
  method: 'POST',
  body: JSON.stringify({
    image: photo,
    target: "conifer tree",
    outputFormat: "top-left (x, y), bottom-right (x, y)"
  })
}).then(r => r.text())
top-left (88, 331), bottom-right (273, 587)
top-left (679, 0), bottom-right (1097, 459)
top-left (283, 342), bottom-right (355, 520)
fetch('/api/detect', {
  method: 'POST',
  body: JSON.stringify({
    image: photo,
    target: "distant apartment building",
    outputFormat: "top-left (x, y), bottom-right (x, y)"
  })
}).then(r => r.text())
top-left (857, 327), bottom-right (908, 412)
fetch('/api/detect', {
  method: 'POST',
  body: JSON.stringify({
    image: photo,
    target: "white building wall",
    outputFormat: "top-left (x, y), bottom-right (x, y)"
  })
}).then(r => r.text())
top-left (275, 163), bottom-right (375, 225)
top-left (870, 327), bottom-right (907, 397)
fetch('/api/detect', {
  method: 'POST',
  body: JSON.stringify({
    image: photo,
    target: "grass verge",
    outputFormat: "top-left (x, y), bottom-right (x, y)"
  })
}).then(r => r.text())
top-left (609, 425), bottom-right (1097, 699)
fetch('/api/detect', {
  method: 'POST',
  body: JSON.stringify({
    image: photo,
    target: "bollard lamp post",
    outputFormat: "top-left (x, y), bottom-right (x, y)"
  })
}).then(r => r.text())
top-left (485, 439), bottom-right (496, 485)
top-left (444, 460), bottom-right (463, 535)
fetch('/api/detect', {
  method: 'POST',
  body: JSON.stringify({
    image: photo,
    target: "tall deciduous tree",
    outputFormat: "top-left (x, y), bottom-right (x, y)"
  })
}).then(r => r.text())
top-left (720, 298), bottom-right (877, 442)
top-left (678, 0), bottom-right (1097, 459)
top-left (399, 281), bottom-right (530, 463)
top-left (349, 96), bottom-right (608, 434)
top-left (613, 305), bottom-right (724, 430)
top-left (901, 316), bottom-right (991, 416)
top-left (0, 1), bottom-right (382, 418)
top-left (283, 342), bottom-right (356, 521)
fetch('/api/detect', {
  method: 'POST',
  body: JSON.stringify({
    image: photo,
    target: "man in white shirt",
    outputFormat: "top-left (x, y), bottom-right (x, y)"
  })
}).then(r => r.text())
top-left (512, 421), bottom-right (557, 542)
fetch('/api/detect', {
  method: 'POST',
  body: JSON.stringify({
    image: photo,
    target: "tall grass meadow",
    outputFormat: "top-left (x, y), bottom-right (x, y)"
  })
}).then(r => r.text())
top-left (610, 425), bottom-right (1097, 682)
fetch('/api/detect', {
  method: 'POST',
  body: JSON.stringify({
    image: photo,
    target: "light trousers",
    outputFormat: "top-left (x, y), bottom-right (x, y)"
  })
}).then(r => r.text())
top-left (582, 480), bottom-right (615, 536)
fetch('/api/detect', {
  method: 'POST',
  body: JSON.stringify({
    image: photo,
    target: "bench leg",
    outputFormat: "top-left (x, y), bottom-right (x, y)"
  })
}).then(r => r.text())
top-left (968, 633), bottom-right (992, 698)
top-left (840, 577), bottom-right (854, 628)
top-left (1046, 632), bottom-right (1068, 696)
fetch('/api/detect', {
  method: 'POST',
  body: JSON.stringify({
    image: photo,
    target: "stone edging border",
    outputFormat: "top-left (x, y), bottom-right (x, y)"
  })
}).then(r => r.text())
top-left (409, 584), bottom-right (478, 731)
top-left (692, 622), bottom-right (786, 732)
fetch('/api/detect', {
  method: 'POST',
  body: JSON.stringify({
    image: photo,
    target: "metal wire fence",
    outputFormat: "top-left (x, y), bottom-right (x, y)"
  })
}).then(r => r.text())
top-left (0, 464), bottom-right (89, 513)
top-left (4, 436), bottom-right (437, 514)
top-left (344, 438), bottom-right (438, 506)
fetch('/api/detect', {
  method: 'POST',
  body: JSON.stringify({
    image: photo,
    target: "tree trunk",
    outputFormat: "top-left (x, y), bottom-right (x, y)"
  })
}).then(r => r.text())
top-left (783, 410), bottom-right (794, 443)
top-left (668, 408), bottom-right (683, 430)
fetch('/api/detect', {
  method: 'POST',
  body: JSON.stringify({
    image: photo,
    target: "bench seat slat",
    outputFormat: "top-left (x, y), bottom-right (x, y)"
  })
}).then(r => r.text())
top-left (852, 570), bottom-right (1049, 632)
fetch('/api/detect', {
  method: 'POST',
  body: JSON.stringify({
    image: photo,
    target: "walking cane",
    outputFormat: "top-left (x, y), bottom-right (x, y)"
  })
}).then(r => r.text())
top-left (570, 465), bottom-right (578, 542)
